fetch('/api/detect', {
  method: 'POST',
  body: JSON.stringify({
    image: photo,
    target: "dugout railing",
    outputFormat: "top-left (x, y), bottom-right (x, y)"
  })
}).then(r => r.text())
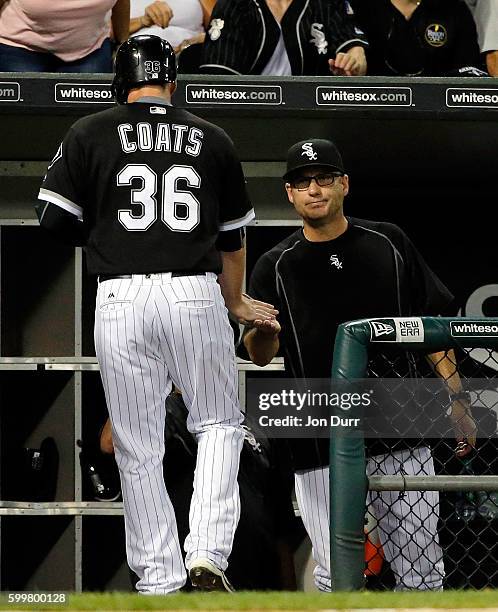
top-left (330, 316), bottom-right (498, 590)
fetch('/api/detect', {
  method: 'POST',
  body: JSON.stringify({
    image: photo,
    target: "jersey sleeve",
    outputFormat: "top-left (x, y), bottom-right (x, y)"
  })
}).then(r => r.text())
top-left (247, 253), bottom-right (280, 309)
top-left (398, 228), bottom-right (456, 316)
top-left (237, 252), bottom-right (282, 359)
top-left (38, 127), bottom-right (86, 220)
top-left (329, 0), bottom-right (369, 55)
top-left (217, 133), bottom-right (255, 232)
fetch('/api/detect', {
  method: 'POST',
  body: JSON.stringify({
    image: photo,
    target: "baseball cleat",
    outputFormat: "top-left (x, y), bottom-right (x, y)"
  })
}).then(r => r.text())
top-left (188, 558), bottom-right (234, 592)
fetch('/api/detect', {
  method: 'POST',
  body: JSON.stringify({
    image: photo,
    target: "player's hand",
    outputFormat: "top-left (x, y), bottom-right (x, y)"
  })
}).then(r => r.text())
top-left (228, 294), bottom-right (278, 327)
top-left (449, 399), bottom-right (477, 457)
top-left (252, 317), bottom-right (281, 335)
top-left (329, 46), bottom-right (367, 76)
top-left (142, 1), bottom-right (173, 28)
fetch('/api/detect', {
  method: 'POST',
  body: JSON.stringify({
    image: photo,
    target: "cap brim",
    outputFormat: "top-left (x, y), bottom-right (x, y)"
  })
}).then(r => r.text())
top-left (283, 162), bottom-right (344, 180)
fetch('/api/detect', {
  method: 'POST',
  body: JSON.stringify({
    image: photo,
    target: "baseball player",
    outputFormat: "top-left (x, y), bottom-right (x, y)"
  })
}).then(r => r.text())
top-left (243, 138), bottom-right (477, 590)
top-left (36, 35), bottom-right (276, 594)
top-left (99, 389), bottom-right (299, 590)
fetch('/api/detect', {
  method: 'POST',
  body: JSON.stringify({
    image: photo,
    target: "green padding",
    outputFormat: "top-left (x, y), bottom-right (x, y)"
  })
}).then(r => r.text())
top-left (330, 425), bottom-right (367, 590)
top-left (330, 322), bottom-right (369, 590)
top-left (329, 316), bottom-right (498, 591)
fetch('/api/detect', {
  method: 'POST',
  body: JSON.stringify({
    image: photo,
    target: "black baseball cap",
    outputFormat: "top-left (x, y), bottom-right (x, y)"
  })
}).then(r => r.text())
top-left (283, 138), bottom-right (345, 180)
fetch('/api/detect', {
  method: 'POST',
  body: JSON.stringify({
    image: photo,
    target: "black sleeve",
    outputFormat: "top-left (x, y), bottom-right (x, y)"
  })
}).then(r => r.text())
top-left (200, 0), bottom-right (254, 74)
top-left (35, 201), bottom-right (86, 246)
top-left (38, 127), bottom-right (87, 221)
top-left (237, 252), bottom-right (282, 359)
top-left (397, 228), bottom-right (455, 316)
top-left (216, 228), bottom-right (245, 252)
top-left (449, 1), bottom-right (481, 72)
top-left (216, 132), bottom-right (255, 232)
top-left (247, 253), bottom-right (280, 309)
top-left (329, 0), bottom-right (369, 55)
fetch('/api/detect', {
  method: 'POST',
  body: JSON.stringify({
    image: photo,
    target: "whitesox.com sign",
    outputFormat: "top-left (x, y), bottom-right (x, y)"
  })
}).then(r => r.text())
top-left (451, 321), bottom-right (498, 338)
top-left (55, 83), bottom-right (113, 103)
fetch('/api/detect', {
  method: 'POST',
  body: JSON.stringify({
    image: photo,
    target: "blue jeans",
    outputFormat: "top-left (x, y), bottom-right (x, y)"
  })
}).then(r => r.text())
top-left (0, 38), bottom-right (112, 72)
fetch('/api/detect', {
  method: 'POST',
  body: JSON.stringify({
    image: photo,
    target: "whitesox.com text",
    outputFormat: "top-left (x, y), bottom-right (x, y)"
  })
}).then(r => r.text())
top-left (186, 84), bottom-right (282, 105)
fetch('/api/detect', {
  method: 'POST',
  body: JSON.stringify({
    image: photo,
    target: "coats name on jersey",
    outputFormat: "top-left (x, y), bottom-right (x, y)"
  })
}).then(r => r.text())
top-left (117, 122), bottom-right (204, 156)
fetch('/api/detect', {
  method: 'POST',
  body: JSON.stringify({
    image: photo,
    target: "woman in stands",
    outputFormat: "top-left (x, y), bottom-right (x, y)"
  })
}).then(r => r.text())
top-left (129, 0), bottom-right (215, 55)
top-left (0, 0), bottom-right (129, 72)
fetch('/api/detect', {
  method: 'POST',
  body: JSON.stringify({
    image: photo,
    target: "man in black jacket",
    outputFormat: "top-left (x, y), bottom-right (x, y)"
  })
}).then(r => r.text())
top-left (242, 138), bottom-right (477, 591)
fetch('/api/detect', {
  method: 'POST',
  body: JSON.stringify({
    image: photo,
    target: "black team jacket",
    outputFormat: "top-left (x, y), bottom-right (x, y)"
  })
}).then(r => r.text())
top-left (200, 0), bottom-right (368, 75)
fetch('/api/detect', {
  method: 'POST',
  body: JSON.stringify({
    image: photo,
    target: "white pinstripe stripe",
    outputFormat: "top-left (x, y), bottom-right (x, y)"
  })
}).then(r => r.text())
top-left (94, 274), bottom-right (243, 592)
top-left (296, 447), bottom-right (444, 592)
top-left (295, 466), bottom-right (331, 591)
top-left (367, 447), bottom-right (444, 590)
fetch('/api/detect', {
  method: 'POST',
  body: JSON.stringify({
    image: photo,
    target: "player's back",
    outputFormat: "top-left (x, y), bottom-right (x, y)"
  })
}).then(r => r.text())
top-left (63, 100), bottom-right (247, 275)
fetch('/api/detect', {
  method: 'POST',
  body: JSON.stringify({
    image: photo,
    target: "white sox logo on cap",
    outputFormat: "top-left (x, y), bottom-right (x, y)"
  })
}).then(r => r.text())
top-left (301, 142), bottom-right (318, 161)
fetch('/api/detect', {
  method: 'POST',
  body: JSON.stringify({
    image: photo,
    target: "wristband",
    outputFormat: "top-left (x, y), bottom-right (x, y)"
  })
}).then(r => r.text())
top-left (449, 391), bottom-right (471, 404)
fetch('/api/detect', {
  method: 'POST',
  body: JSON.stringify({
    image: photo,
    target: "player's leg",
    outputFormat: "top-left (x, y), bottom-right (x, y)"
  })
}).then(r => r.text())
top-left (94, 277), bottom-right (186, 593)
top-left (294, 466), bottom-right (331, 591)
top-left (155, 273), bottom-right (244, 582)
top-left (367, 447), bottom-right (444, 590)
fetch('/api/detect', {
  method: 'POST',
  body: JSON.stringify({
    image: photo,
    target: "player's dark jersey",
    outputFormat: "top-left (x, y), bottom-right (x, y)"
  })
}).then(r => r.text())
top-left (39, 98), bottom-right (254, 275)
top-left (244, 217), bottom-right (454, 469)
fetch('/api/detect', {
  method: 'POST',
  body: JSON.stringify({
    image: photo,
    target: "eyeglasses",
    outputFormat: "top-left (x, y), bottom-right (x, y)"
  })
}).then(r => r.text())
top-left (290, 172), bottom-right (343, 190)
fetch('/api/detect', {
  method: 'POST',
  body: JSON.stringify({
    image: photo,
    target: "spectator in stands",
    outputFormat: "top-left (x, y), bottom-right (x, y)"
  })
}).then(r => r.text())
top-left (349, 0), bottom-right (482, 76)
top-left (129, 0), bottom-right (215, 54)
top-left (466, 0), bottom-right (498, 76)
top-left (0, 0), bottom-right (129, 73)
top-left (200, 0), bottom-right (368, 76)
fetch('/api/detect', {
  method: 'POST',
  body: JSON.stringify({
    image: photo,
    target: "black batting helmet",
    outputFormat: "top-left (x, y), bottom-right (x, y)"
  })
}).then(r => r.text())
top-left (112, 35), bottom-right (177, 104)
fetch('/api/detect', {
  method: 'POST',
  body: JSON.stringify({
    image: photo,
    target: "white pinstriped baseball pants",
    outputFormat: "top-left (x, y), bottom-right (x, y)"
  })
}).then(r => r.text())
top-left (94, 272), bottom-right (244, 594)
top-left (295, 446), bottom-right (444, 591)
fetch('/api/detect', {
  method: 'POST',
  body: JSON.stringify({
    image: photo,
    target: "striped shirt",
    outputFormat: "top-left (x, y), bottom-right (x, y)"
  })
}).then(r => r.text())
top-left (200, 0), bottom-right (368, 75)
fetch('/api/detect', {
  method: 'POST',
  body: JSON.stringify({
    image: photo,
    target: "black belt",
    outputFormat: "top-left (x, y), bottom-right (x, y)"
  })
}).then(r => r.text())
top-left (99, 272), bottom-right (206, 282)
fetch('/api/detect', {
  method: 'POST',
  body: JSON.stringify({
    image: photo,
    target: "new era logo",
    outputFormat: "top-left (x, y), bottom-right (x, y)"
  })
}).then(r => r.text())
top-left (371, 321), bottom-right (395, 337)
top-left (369, 317), bottom-right (424, 343)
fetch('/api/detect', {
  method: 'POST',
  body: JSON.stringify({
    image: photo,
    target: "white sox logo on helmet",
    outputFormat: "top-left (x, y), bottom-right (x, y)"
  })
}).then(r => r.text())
top-left (301, 143), bottom-right (318, 160)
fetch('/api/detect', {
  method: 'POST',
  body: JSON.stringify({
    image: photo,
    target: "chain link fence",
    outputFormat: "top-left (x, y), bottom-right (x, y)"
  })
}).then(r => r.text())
top-left (364, 346), bottom-right (498, 589)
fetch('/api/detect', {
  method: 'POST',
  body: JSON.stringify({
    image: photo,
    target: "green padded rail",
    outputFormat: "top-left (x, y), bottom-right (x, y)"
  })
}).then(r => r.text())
top-left (329, 316), bottom-right (498, 590)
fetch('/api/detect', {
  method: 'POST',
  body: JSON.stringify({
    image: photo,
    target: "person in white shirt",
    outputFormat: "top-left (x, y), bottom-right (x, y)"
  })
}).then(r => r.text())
top-left (129, 0), bottom-right (215, 53)
top-left (466, 0), bottom-right (498, 76)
